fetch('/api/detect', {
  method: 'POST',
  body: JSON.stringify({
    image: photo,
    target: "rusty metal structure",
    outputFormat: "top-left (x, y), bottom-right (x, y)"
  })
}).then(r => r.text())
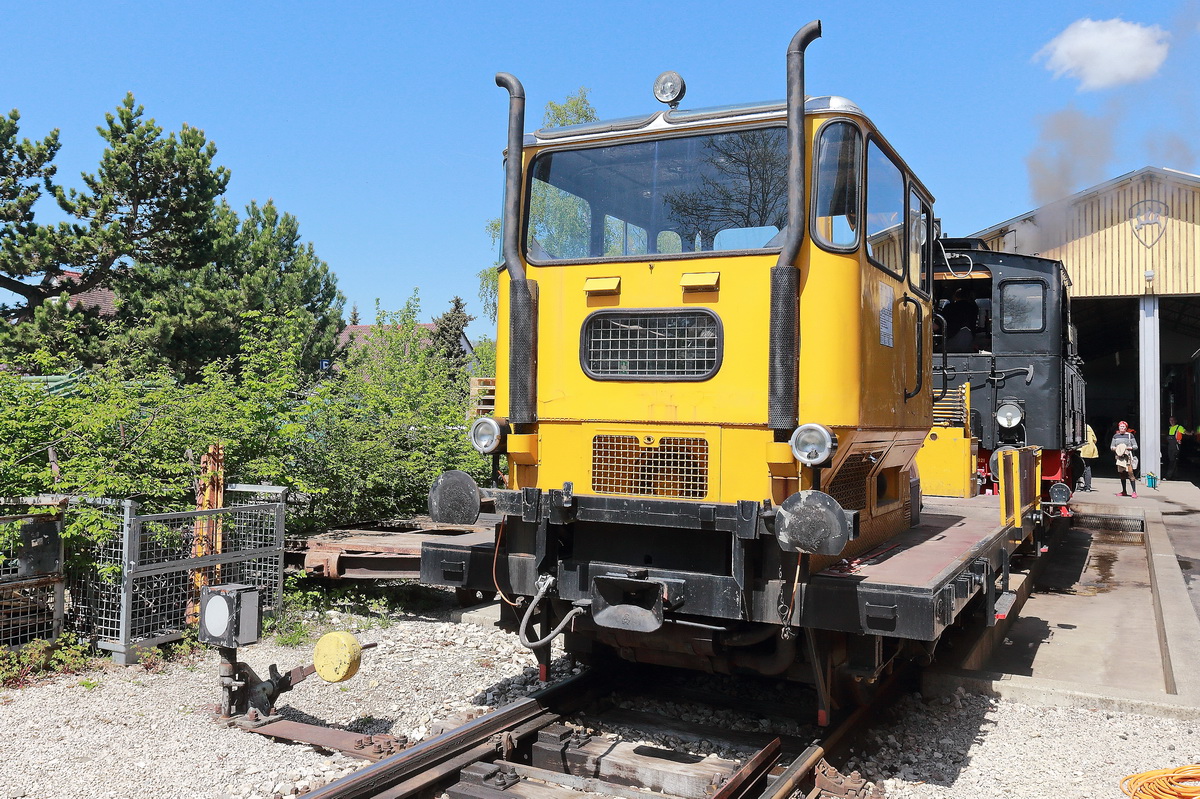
top-left (301, 516), bottom-right (498, 582)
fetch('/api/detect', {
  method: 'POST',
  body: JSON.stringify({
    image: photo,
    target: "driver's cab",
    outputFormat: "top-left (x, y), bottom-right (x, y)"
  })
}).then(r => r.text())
top-left (934, 238), bottom-right (993, 354)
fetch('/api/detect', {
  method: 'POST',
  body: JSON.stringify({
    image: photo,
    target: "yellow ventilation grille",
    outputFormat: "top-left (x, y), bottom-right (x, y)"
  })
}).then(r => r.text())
top-left (592, 435), bottom-right (709, 499)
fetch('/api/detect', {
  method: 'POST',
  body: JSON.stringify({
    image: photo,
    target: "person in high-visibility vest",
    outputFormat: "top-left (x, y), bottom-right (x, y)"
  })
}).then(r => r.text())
top-left (1167, 416), bottom-right (1187, 479)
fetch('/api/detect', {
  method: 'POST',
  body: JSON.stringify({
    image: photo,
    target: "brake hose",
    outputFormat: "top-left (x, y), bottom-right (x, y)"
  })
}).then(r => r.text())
top-left (518, 574), bottom-right (584, 650)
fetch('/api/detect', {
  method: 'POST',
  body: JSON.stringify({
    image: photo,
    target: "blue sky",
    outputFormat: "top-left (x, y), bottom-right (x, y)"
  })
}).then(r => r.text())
top-left (3, 1), bottom-right (1195, 339)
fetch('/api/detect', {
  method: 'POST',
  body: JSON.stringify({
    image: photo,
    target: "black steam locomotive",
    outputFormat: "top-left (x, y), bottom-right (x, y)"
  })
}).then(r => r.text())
top-left (932, 238), bottom-right (1086, 492)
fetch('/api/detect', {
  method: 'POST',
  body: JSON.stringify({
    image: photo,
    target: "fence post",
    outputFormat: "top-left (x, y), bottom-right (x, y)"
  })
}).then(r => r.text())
top-left (272, 498), bottom-right (286, 614)
top-left (190, 444), bottom-right (225, 624)
top-left (118, 499), bottom-right (139, 664)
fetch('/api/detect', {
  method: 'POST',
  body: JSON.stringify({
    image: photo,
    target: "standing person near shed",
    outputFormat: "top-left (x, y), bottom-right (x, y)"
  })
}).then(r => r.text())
top-left (1078, 423), bottom-right (1098, 492)
top-left (1167, 416), bottom-right (1187, 479)
top-left (1112, 420), bottom-right (1139, 498)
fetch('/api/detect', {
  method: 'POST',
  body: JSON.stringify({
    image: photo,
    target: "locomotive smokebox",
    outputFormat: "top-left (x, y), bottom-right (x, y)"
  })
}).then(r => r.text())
top-left (774, 490), bottom-right (852, 556)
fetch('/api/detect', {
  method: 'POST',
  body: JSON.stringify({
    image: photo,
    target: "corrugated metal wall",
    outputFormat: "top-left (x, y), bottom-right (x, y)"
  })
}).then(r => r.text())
top-left (978, 171), bottom-right (1200, 299)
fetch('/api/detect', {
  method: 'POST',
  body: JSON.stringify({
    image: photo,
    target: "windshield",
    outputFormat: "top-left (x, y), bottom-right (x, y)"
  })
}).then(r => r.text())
top-left (525, 127), bottom-right (787, 261)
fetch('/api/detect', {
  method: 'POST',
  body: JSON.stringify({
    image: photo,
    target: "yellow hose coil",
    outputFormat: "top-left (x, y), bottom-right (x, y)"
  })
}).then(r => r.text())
top-left (1122, 765), bottom-right (1200, 798)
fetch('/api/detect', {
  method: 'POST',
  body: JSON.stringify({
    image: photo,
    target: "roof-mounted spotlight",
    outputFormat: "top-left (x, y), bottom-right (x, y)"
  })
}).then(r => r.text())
top-left (653, 71), bottom-right (686, 109)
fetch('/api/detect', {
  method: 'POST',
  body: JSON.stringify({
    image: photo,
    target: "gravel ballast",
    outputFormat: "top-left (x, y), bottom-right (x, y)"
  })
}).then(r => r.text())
top-left (863, 689), bottom-right (1200, 799)
top-left (1, 594), bottom-right (1195, 799)
top-left (0, 596), bottom-right (568, 799)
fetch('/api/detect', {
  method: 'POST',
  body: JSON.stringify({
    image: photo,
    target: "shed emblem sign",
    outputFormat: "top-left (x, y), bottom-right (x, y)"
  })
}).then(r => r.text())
top-left (1129, 200), bottom-right (1169, 248)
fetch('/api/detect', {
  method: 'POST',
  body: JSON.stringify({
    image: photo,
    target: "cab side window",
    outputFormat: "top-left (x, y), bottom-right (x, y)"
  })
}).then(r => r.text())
top-left (1000, 281), bottom-right (1046, 332)
top-left (865, 141), bottom-right (905, 276)
top-left (812, 121), bottom-right (861, 249)
top-left (907, 189), bottom-right (931, 295)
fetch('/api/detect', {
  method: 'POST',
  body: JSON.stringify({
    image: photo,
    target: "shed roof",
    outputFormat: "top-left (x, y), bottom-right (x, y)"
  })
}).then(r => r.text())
top-left (970, 166), bottom-right (1200, 241)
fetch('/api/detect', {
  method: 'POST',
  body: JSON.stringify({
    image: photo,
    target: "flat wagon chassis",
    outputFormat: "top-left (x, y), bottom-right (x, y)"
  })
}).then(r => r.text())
top-left (422, 488), bottom-right (1039, 643)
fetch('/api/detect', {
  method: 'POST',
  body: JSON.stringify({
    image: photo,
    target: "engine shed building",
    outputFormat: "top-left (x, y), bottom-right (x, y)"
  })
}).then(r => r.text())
top-left (969, 166), bottom-right (1200, 480)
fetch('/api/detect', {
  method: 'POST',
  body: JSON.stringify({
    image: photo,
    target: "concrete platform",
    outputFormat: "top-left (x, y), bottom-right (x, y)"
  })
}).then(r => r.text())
top-left (452, 600), bottom-right (504, 626)
top-left (925, 476), bottom-right (1200, 719)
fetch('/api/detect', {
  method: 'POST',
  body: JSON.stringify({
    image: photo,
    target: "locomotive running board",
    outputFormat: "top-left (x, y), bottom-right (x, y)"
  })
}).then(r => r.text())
top-left (801, 497), bottom-right (1028, 640)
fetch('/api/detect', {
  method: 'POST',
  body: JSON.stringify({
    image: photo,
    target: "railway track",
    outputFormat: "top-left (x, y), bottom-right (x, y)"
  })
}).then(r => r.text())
top-left (299, 664), bottom-right (894, 799)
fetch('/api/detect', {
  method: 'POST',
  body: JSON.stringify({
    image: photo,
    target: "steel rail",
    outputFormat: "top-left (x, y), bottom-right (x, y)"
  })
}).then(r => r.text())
top-left (307, 669), bottom-right (608, 799)
top-left (309, 662), bottom-right (897, 799)
top-left (758, 668), bottom-right (906, 799)
top-left (713, 737), bottom-right (782, 799)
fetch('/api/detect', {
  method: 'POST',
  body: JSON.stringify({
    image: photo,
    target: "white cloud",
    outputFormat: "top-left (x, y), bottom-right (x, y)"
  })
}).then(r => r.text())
top-left (1036, 18), bottom-right (1170, 90)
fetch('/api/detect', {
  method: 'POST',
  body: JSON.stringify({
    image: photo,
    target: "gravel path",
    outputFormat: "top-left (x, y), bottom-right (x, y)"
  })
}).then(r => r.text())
top-left (859, 689), bottom-right (1200, 799)
top-left (0, 592), bottom-right (570, 799)
top-left (2, 590), bottom-right (1196, 799)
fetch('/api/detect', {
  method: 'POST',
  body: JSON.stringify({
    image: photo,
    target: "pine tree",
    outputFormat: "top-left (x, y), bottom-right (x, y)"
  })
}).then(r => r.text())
top-left (115, 199), bottom-right (345, 377)
top-left (0, 109), bottom-right (61, 319)
top-left (431, 296), bottom-right (474, 377)
top-left (0, 94), bottom-right (229, 322)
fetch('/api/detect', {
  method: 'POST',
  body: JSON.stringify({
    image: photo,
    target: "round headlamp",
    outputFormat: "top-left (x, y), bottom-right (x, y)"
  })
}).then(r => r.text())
top-left (996, 403), bottom-right (1023, 429)
top-left (468, 417), bottom-right (506, 454)
top-left (789, 423), bottom-right (838, 466)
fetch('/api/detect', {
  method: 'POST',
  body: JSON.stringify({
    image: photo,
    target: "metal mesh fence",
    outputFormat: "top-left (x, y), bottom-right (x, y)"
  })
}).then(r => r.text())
top-left (66, 495), bottom-right (285, 663)
top-left (1, 582), bottom-right (59, 648)
top-left (0, 536), bottom-right (16, 583)
top-left (226, 484), bottom-right (289, 509)
top-left (0, 505), bottom-right (66, 650)
top-left (0, 526), bottom-right (20, 583)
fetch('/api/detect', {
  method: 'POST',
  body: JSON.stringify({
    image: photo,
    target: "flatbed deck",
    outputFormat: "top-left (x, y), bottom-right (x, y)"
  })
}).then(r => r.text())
top-left (800, 495), bottom-right (1022, 639)
top-left (297, 515), bottom-right (498, 579)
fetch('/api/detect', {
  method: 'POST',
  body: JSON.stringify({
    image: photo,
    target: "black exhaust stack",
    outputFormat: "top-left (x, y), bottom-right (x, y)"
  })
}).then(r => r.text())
top-left (496, 72), bottom-right (537, 426)
top-left (769, 21), bottom-right (821, 434)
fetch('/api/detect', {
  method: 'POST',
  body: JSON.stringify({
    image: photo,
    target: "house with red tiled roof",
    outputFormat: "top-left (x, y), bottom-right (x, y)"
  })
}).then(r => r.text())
top-left (56, 270), bottom-right (118, 316)
top-left (334, 323), bottom-right (473, 360)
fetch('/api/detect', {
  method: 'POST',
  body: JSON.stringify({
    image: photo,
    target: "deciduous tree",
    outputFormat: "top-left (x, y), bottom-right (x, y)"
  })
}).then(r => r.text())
top-left (478, 89), bottom-right (598, 323)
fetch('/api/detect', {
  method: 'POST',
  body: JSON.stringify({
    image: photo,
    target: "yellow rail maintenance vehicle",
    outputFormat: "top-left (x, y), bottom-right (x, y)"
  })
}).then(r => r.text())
top-left (422, 21), bottom-right (1043, 724)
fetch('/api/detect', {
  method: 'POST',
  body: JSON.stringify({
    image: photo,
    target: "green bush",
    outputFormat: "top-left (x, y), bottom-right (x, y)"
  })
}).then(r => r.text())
top-left (0, 632), bottom-right (98, 688)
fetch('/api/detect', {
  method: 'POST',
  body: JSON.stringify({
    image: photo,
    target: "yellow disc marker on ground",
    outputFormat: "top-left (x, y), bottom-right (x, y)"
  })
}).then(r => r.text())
top-left (313, 631), bottom-right (363, 683)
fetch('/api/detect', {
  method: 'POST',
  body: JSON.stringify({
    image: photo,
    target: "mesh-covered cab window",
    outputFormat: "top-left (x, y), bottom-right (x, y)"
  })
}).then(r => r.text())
top-left (582, 310), bottom-right (722, 380)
